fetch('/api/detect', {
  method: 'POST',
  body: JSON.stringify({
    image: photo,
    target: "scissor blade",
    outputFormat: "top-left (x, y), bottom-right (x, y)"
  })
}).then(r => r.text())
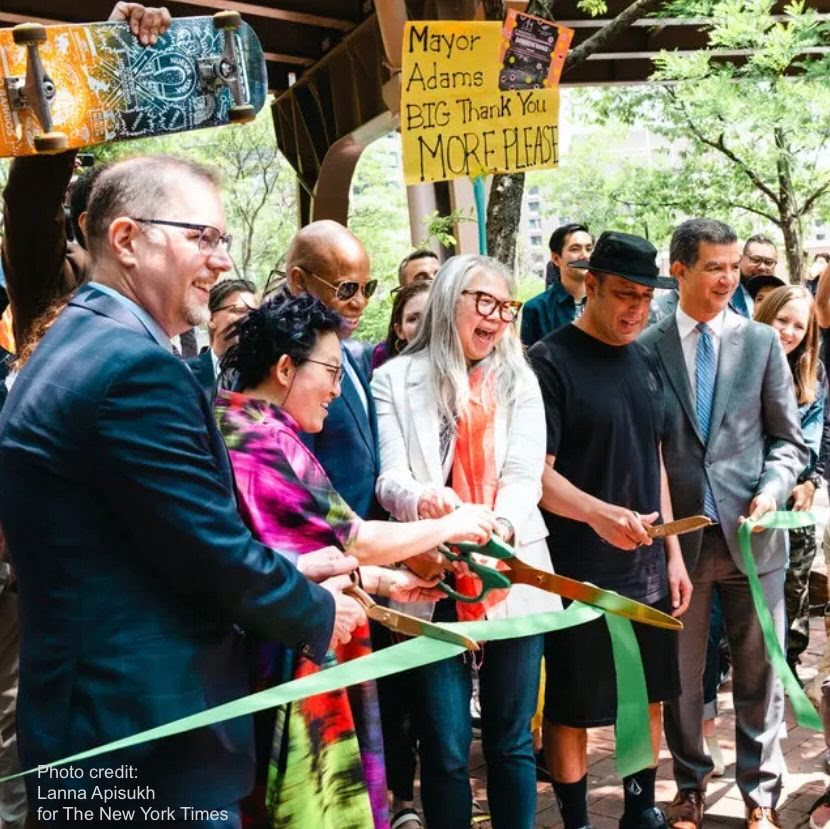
top-left (646, 515), bottom-right (716, 539)
top-left (506, 560), bottom-right (682, 630)
top-left (366, 606), bottom-right (480, 651)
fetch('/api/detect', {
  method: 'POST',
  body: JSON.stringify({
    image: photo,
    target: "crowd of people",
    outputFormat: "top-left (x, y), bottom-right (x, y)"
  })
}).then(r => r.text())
top-left (1, 5), bottom-right (830, 829)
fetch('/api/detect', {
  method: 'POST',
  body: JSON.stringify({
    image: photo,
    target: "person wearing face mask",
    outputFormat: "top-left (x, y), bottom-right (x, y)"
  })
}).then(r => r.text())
top-left (215, 294), bottom-right (496, 829)
top-left (754, 285), bottom-right (826, 682)
top-left (371, 255), bottom-right (560, 829)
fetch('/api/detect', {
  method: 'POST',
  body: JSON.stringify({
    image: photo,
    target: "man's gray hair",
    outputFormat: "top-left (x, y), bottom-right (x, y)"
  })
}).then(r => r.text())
top-left (405, 254), bottom-right (532, 424)
top-left (670, 218), bottom-right (737, 266)
top-left (85, 155), bottom-right (220, 260)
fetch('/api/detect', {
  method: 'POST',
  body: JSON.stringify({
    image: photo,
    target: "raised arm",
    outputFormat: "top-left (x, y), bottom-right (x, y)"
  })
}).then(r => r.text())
top-left (2, 153), bottom-right (80, 346)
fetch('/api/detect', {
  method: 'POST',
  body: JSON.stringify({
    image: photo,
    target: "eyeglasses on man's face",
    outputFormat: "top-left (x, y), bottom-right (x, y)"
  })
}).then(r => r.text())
top-left (745, 253), bottom-right (777, 269)
top-left (461, 289), bottom-right (522, 323)
top-left (132, 218), bottom-right (233, 255)
top-left (297, 265), bottom-right (378, 302)
top-left (304, 358), bottom-right (344, 384)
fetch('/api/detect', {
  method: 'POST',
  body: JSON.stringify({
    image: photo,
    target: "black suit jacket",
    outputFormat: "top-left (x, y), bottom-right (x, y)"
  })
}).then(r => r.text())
top-left (303, 346), bottom-right (384, 519)
top-left (187, 347), bottom-right (217, 402)
top-left (0, 285), bottom-right (334, 810)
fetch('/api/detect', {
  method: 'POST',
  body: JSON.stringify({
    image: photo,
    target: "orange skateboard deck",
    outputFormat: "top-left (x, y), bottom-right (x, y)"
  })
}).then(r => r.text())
top-left (0, 13), bottom-right (267, 157)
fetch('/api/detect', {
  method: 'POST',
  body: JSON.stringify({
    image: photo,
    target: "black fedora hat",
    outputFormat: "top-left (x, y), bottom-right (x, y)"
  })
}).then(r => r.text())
top-left (571, 230), bottom-right (676, 290)
top-left (746, 273), bottom-right (785, 300)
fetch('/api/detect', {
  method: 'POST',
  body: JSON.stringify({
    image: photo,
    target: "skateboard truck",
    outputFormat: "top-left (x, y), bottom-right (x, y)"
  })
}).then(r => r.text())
top-left (9, 23), bottom-right (68, 153)
top-left (197, 12), bottom-right (255, 124)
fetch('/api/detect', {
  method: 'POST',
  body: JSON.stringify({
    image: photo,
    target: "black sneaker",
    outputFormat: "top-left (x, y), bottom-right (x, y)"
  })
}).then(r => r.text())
top-left (619, 807), bottom-right (668, 829)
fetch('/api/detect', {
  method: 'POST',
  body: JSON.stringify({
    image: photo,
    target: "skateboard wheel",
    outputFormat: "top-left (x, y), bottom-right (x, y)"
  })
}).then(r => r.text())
top-left (229, 104), bottom-right (256, 123)
top-left (33, 132), bottom-right (69, 153)
top-left (214, 11), bottom-right (242, 30)
top-left (13, 22), bottom-right (48, 45)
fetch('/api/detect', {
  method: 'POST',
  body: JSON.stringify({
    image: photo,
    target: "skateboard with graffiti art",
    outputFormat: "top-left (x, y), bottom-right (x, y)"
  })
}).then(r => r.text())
top-left (0, 12), bottom-right (267, 157)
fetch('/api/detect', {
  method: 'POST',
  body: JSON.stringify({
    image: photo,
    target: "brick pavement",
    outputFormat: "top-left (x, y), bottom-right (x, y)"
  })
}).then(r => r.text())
top-left (464, 614), bottom-right (829, 829)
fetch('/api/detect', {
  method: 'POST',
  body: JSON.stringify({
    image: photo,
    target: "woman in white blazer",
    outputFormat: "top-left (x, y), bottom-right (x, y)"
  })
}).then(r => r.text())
top-left (371, 254), bottom-right (559, 829)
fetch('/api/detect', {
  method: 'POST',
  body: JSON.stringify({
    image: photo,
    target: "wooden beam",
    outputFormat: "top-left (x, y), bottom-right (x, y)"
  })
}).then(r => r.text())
top-left (0, 11), bottom-right (64, 25)
top-left (264, 51), bottom-right (314, 66)
top-left (560, 11), bottom-right (830, 26)
top-left (170, 0), bottom-right (353, 31)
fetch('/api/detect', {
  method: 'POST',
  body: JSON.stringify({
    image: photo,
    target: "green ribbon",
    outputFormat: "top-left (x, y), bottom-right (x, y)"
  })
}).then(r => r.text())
top-left (11, 512), bottom-right (810, 787)
top-left (739, 510), bottom-right (822, 730)
top-left (605, 612), bottom-right (654, 773)
top-left (0, 599), bottom-right (654, 782)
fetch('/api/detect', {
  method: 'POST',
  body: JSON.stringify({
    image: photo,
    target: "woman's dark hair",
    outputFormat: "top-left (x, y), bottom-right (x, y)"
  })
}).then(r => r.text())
top-left (385, 280), bottom-right (431, 356)
top-left (221, 294), bottom-right (342, 390)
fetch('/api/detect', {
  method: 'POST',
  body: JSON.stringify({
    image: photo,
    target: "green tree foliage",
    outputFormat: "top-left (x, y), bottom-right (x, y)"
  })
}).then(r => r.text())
top-left (82, 105), bottom-right (299, 287)
top-left (589, 0), bottom-right (830, 280)
top-left (348, 135), bottom-right (410, 343)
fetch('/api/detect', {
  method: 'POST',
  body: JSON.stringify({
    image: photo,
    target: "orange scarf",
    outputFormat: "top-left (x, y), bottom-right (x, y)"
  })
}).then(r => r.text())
top-left (450, 367), bottom-right (508, 621)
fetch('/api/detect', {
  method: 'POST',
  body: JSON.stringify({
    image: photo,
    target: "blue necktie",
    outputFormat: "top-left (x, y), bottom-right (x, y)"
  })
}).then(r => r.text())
top-left (695, 322), bottom-right (719, 519)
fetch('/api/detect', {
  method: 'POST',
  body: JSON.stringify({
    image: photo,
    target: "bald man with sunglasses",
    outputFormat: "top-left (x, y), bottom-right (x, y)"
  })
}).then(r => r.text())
top-left (283, 220), bottom-right (384, 519)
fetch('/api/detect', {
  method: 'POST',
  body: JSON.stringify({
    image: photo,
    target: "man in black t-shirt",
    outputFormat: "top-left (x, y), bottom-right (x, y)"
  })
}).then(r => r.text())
top-left (528, 231), bottom-right (692, 829)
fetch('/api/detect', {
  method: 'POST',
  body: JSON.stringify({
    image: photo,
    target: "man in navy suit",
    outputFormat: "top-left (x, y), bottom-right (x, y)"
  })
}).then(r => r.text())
top-left (0, 157), bottom-right (364, 828)
top-left (284, 220), bottom-right (384, 519)
top-left (187, 277), bottom-right (257, 400)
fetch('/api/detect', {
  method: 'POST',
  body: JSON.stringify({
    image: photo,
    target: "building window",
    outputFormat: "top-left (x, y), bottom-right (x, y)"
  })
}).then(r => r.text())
top-left (528, 200), bottom-right (540, 213)
top-left (529, 218), bottom-right (541, 229)
top-left (530, 235), bottom-right (543, 247)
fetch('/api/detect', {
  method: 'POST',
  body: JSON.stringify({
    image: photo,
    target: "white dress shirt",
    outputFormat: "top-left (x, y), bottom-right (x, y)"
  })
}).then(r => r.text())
top-left (675, 305), bottom-right (729, 399)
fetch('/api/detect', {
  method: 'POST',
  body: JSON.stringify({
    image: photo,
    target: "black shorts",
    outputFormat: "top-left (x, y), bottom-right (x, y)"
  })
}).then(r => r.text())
top-left (543, 594), bottom-right (681, 728)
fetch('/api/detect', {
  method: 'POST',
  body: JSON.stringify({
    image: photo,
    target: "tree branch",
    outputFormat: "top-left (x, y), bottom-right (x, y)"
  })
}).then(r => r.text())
top-left (666, 90), bottom-right (781, 206)
top-left (730, 202), bottom-right (780, 223)
top-left (565, 0), bottom-right (669, 75)
top-left (799, 178), bottom-right (830, 217)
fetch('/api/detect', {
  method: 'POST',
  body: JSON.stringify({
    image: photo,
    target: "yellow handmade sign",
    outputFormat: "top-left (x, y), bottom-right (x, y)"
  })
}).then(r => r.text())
top-left (401, 20), bottom-right (564, 185)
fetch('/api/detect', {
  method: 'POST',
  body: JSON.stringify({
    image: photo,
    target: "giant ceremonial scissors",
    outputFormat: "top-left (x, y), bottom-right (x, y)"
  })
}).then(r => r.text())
top-left (426, 520), bottom-right (715, 632)
top-left (344, 572), bottom-right (479, 651)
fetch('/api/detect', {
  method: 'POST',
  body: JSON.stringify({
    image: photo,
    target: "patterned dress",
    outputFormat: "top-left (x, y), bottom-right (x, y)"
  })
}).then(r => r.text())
top-left (215, 390), bottom-right (388, 829)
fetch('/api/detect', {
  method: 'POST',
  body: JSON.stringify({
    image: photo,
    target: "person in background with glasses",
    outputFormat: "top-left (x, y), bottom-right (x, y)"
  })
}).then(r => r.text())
top-left (371, 255), bottom-right (560, 829)
top-left (280, 220), bottom-right (385, 521)
top-left (215, 293), bottom-right (496, 829)
top-left (735, 234), bottom-right (779, 319)
top-left (187, 277), bottom-right (258, 401)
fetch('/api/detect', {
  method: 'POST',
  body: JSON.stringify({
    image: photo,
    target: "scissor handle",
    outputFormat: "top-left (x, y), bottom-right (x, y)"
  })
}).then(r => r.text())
top-left (451, 535), bottom-right (516, 561)
top-left (344, 570), bottom-right (375, 610)
top-left (437, 544), bottom-right (512, 603)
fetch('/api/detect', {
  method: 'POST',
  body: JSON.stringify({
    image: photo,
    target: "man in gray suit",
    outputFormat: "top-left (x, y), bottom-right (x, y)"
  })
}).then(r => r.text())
top-left (640, 218), bottom-right (806, 829)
